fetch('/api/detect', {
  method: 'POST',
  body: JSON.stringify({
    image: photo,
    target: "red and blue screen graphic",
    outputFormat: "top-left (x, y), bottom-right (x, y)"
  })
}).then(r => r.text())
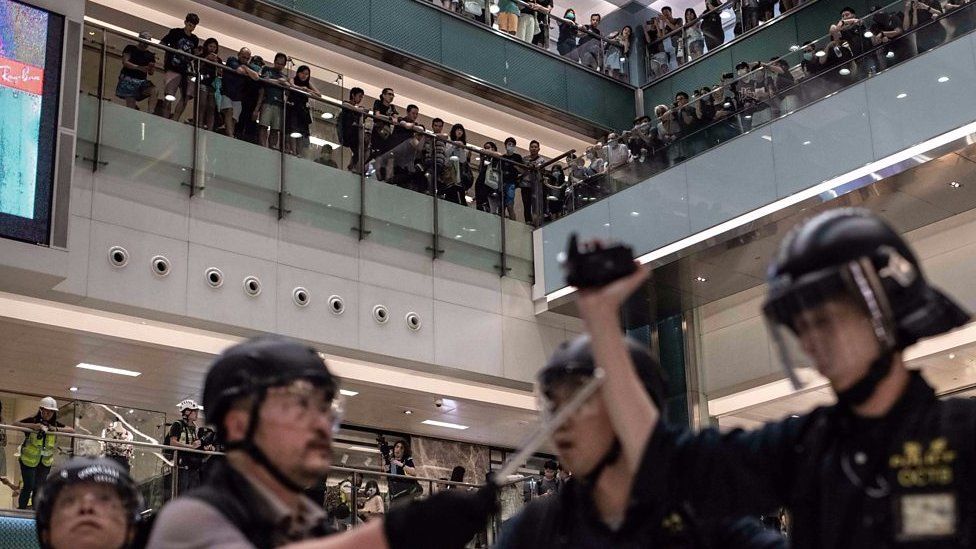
top-left (0, 0), bottom-right (61, 244)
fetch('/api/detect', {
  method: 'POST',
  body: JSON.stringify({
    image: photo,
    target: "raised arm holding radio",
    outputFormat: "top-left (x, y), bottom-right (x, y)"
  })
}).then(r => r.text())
top-left (571, 208), bottom-right (976, 547)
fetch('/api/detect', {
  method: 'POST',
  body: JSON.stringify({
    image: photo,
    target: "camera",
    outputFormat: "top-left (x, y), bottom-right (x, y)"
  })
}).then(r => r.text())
top-left (435, 398), bottom-right (444, 408)
top-left (560, 234), bottom-right (637, 289)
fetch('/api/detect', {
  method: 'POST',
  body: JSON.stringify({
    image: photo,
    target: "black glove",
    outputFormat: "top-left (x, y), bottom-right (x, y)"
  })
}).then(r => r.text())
top-left (383, 484), bottom-right (498, 549)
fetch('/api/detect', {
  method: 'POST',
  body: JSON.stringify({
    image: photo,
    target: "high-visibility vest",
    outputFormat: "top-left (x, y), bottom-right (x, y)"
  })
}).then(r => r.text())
top-left (20, 429), bottom-right (57, 468)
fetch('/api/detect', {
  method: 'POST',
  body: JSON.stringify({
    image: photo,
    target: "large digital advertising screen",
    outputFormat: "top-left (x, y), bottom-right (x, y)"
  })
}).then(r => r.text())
top-left (0, 0), bottom-right (63, 245)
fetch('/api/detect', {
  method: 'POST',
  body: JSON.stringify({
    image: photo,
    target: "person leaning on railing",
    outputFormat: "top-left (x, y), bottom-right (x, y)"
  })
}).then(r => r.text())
top-left (13, 397), bottom-right (74, 510)
top-left (556, 9), bottom-right (580, 56)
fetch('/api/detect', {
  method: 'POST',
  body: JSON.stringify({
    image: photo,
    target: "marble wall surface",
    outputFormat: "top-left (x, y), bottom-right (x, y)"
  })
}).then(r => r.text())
top-left (410, 436), bottom-right (489, 488)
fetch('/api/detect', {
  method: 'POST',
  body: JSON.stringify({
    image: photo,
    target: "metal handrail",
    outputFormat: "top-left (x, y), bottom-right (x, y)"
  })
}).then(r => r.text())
top-left (0, 424), bottom-right (486, 488)
top-left (85, 20), bottom-right (571, 171)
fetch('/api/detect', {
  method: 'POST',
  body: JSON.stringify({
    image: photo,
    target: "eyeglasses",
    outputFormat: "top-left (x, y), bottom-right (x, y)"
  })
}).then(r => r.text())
top-left (267, 381), bottom-right (344, 430)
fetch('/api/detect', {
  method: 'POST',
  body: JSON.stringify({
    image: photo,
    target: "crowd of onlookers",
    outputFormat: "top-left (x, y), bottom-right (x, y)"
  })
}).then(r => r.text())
top-left (556, 0), bottom-right (976, 216)
top-left (108, 0), bottom-right (976, 226)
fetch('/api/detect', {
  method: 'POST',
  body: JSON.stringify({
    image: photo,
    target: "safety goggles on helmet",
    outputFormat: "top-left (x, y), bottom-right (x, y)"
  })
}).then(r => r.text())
top-left (264, 378), bottom-right (345, 434)
top-left (763, 255), bottom-right (898, 390)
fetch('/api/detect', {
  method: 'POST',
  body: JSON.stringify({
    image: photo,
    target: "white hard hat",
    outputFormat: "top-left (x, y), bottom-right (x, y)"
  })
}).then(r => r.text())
top-left (39, 397), bottom-right (58, 411)
top-left (177, 399), bottom-right (203, 412)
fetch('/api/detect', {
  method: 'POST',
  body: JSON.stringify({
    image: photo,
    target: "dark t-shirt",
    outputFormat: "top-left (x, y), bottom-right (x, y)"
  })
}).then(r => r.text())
top-left (578, 25), bottom-right (601, 46)
top-left (501, 152), bottom-right (524, 185)
top-left (120, 45), bottom-right (155, 79)
top-left (199, 55), bottom-right (222, 89)
top-left (221, 57), bottom-right (246, 101)
top-left (260, 66), bottom-right (286, 105)
top-left (160, 27), bottom-right (199, 74)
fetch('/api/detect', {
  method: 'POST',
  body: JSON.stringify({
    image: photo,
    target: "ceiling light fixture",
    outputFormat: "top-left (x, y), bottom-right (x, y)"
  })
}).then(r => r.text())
top-left (69, 386), bottom-right (78, 392)
top-left (320, 112), bottom-right (334, 120)
top-left (896, 93), bottom-right (908, 99)
top-left (950, 181), bottom-right (962, 188)
top-left (289, 131), bottom-right (303, 138)
top-left (339, 389), bottom-right (359, 397)
top-left (802, 140), bottom-right (812, 145)
top-left (422, 419), bottom-right (469, 430)
top-left (938, 76), bottom-right (950, 83)
top-left (164, 94), bottom-right (177, 102)
top-left (695, 275), bottom-right (708, 283)
top-left (886, 51), bottom-right (896, 59)
top-left (404, 410), bottom-right (413, 415)
top-left (76, 363), bottom-right (142, 377)
top-left (839, 68), bottom-right (851, 76)
top-left (949, 353), bottom-right (957, 359)
top-left (815, 50), bottom-right (826, 58)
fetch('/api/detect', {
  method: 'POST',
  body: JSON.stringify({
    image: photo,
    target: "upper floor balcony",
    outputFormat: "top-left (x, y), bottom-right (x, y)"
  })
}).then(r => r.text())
top-left (537, 0), bottom-right (976, 299)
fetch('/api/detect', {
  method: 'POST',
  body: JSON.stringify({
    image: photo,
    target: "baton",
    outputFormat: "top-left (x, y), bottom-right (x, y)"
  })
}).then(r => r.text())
top-left (492, 369), bottom-right (606, 484)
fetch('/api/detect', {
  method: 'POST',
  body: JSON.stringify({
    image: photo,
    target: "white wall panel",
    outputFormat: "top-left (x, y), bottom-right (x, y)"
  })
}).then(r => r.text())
top-left (185, 243), bottom-right (276, 332)
top-left (91, 166), bottom-right (190, 242)
top-left (358, 283), bottom-right (434, 364)
top-left (69, 163), bottom-right (93, 219)
top-left (701, 315), bottom-right (776, 395)
top-left (188, 197), bottom-right (279, 261)
top-left (277, 219), bottom-right (360, 281)
top-left (275, 264), bottom-right (359, 349)
top-left (359, 241), bottom-right (434, 298)
top-left (51, 215), bottom-right (91, 297)
top-left (433, 301), bottom-right (503, 376)
top-left (502, 317), bottom-right (566, 384)
top-left (433, 261), bottom-right (502, 315)
top-left (86, 221), bottom-right (188, 316)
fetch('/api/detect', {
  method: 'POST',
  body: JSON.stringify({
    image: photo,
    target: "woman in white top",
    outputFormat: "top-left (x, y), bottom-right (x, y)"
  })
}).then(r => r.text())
top-left (684, 8), bottom-right (705, 61)
top-left (359, 480), bottom-right (386, 522)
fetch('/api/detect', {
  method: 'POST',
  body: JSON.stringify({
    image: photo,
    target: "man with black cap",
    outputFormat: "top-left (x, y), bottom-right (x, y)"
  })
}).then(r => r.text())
top-left (34, 457), bottom-right (144, 549)
top-left (497, 334), bottom-right (787, 548)
top-left (577, 208), bottom-right (976, 547)
top-left (147, 336), bottom-right (496, 548)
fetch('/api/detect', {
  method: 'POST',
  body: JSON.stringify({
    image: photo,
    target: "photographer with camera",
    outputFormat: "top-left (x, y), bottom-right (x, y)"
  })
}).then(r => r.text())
top-left (13, 397), bottom-right (74, 509)
top-left (378, 435), bottom-right (423, 505)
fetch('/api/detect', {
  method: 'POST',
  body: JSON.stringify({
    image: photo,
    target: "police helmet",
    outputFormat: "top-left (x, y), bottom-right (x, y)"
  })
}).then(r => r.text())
top-left (763, 208), bottom-right (969, 350)
top-left (538, 334), bottom-right (667, 408)
top-left (203, 336), bottom-right (337, 439)
top-left (35, 457), bottom-right (143, 549)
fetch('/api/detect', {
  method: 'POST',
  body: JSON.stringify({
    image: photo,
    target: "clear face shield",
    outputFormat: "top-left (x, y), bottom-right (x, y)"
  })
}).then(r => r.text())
top-left (536, 369), bottom-right (604, 424)
top-left (763, 257), bottom-right (899, 390)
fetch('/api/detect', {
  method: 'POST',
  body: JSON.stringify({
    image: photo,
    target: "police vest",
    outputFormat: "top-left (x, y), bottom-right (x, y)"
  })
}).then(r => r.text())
top-left (186, 461), bottom-right (334, 549)
top-left (20, 429), bottom-right (57, 468)
top-left (788, 396), bottom-right (976, 548)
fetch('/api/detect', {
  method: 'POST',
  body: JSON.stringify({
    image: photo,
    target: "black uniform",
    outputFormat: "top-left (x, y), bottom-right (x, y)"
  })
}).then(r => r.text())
top-left (498, 457), bottom-right (789, 549)
top-left (645, 372), bottom-right (976, 547)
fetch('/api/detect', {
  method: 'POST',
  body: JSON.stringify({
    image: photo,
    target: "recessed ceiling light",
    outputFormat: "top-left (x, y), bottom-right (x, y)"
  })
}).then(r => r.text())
top-left (802, 140), bottom-right (812, 145)
top-left (695, 275), bottom-right (708, 283)
top-left (761, 135), bottom-right (772, 141)
top-left (630, 211), bottom-right (640, 217)
top-left (839, 68), bottom-right (851, 76)
top-left (863, 31), bottom-right (874, 38)
top-left (886, 51), bottom-right (896, 59)
top-left (69, 386), bottom-right (78, 392)
top-left (938, 76), bottom-right (950, 83)
top-left (289, 131), bottom-right (303, 138)
top-left (790, 414), bottom-right (800, 418)
top-left (815, 50), bottom-right (826, 58)
top-left (949, 353), bottom-right (957, 359)
top-left (422, 419), bottom-right (469, 430)
top-left (950, 181), bottom-right (961, 188)
top-left (76, 363), bottom-right (141, 377)
top-left (403, 410), bottom-right (413, 415)
top-left (320, 112), bottom-right (334, 120)
top-left (128, 409), bottom-right (134, 414)
top-left (339, 389), bottom-right (359, 397)
top-left (164, 94), bottom-right (177, 102)
top-left (896, 93), bottom-right (908, 99)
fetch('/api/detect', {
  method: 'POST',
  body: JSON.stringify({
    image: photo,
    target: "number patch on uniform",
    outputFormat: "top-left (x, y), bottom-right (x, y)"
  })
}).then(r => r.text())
top-left (895, 493), bottom-right (956, 540)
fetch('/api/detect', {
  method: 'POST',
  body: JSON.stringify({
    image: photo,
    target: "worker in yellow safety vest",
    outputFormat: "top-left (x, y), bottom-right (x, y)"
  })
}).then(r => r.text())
top-left (13, 397), bottom-right (75, 509)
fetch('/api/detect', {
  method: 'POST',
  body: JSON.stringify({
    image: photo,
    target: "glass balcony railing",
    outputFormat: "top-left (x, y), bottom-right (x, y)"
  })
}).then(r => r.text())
top-left (76, 23), bottom-right (571, 282)
top-left (538, 0), bottom-right (976, 294)
top-left (256, 0), bottom-right (637, 129)
top-left (542, 0), bottom-right (976, 225)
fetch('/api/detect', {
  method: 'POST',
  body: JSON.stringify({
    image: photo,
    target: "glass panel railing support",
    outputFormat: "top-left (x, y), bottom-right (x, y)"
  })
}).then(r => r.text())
top-left (188, 61), bottom-right (203, 199)
top-left (92, 28), bottom-right (108, 174)
top-left (355, 121), bottom-right (370, 240)
top-left (272, 93), bottom-right (291, 220)
top-left (428, 148), bottom-right (445, 261)
top-left (170, 450), bottom-right (179, 501)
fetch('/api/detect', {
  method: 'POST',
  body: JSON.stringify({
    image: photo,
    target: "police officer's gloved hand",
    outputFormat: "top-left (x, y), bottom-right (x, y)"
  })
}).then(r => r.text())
top-left (384, 483), bottom-right (498, 549)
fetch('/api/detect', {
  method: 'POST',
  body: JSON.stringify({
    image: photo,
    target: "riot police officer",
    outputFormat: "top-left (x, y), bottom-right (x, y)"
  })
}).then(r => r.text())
top-left (497, 334), bottom-right (788, 548)
top-left (34, 457), bottom-right (144, 549)
top-left (576, 208), bottom-right (975, 548)
top-left (147, 336), bottom-right (496, 549)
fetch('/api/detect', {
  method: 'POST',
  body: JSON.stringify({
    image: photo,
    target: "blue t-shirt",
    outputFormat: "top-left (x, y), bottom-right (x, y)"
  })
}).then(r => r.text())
top-left (260, 66), bottom-right (285, 105)
top-left (498, 0), bottom-right (520, 14)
